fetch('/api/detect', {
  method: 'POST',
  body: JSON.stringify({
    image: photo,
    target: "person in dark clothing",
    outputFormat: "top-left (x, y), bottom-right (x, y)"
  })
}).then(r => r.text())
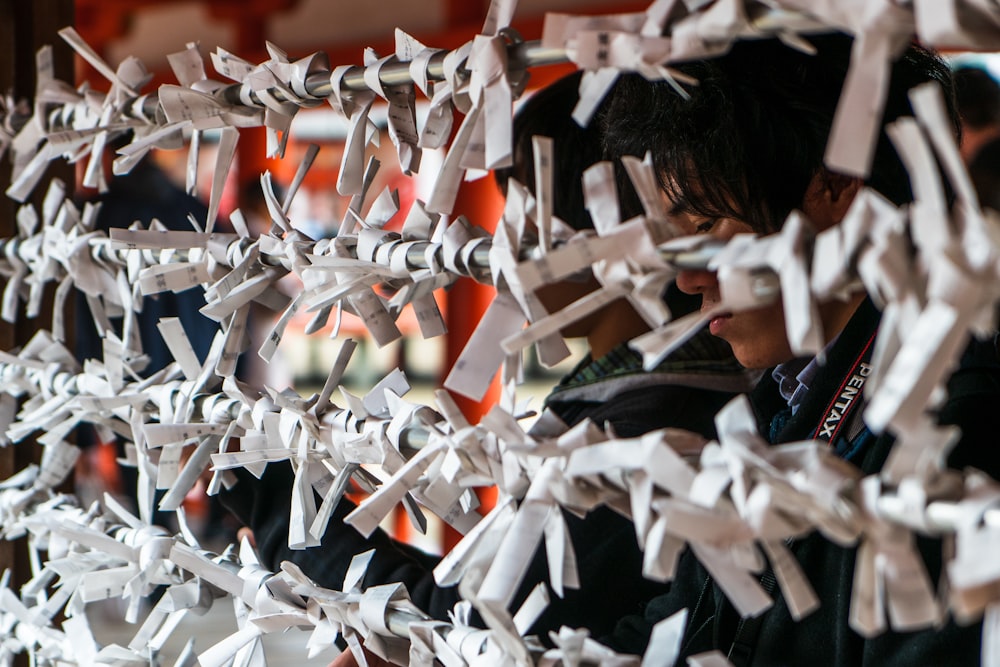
top-left (602, 34), bottom-right (1000, 665)
top-left (75, 151), bottom-right (221, 530)
top-left (75, 155), bottom-right (216, 379)
top-left (970, 136), bottom-right (1000, 212)
top-left (219, 72), bottom-right (754, 646)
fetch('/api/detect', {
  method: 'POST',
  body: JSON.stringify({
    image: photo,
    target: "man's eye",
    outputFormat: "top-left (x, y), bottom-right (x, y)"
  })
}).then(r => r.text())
top-left (695, 218), bottom-right (719, 233)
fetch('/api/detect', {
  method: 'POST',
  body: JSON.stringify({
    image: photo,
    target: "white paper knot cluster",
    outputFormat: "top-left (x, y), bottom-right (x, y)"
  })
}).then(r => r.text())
top-left (1, 1), bottom-right (1000, 666)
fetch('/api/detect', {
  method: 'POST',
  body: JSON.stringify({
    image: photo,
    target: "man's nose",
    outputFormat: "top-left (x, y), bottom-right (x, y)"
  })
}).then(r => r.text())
top-left (675, 268), bottom-right (718, 296)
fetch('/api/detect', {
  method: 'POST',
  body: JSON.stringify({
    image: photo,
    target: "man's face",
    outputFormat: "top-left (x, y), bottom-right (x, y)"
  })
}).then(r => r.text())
top-left (668, 211), bottom-right (794, 369)
top-left (665, 179), bottom-right (862, 370)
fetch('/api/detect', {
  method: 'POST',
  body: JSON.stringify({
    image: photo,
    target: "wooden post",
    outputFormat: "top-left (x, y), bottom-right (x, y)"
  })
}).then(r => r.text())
top-left (0, 0), bottom-right (74, 638)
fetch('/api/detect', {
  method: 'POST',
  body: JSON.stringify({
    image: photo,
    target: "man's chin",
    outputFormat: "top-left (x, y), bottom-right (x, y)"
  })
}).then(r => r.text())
top-left (730, 339), bottom-right (797, 371)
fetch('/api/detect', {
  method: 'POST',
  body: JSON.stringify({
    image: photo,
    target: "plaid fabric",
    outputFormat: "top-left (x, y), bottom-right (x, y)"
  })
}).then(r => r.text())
top-left (549, 328), bottom-right (745, 397)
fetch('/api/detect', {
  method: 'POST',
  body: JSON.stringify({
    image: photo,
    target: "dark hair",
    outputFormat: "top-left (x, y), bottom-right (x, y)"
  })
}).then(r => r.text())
top-left (495, 71), bottom-right (606, 230)
top-left (954, 66), bottom-right (1000, 130)
top-left (603, 34), bottom-right (958, 233)
top-left (496, 72), bottom-right (703, 316)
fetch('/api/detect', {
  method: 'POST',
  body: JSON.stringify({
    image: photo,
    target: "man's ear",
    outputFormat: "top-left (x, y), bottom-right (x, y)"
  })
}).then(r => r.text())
top-left (802, 169), bottom-right (863, 231)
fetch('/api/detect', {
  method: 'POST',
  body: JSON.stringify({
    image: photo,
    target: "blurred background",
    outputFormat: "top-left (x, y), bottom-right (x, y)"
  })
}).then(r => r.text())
top-left (5, 0), bottom-right (1000, 663)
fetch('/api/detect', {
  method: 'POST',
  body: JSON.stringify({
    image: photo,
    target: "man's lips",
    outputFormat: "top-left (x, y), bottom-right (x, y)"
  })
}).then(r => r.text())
top-left (707, 311), bottom-right (733, 335)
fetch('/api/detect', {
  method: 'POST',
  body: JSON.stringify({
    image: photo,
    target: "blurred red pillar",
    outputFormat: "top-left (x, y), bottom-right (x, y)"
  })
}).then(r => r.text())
top-left (435, 0), bottom-right (519, 551)
top-left (440, 3), bottom-right (502, 415)
top-left (438, 174), bottom-right (504, 551)
top-left (444, 178), bottom-right (504, 420)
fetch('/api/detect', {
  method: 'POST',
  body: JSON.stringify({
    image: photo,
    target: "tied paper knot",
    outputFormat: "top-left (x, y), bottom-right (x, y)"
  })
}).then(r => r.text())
top-left (851, 476), bottom-right (942, 637)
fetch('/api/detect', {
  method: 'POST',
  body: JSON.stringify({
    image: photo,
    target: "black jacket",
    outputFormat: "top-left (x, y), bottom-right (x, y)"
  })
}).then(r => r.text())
top-left (606, 299), bottom-right (1000, 665)
top-left (75, 159), bottom-right (216, 381)
top-left (220, 361), bottom-right (742, 641)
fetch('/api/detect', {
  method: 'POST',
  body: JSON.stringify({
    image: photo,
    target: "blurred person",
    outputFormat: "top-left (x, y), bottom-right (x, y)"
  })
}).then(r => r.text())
top-left (970, 135), bottom-right (1000, 212)
top-left (75, 138), bottom-right (220, 531)
top-left (954, 65), bottom-right (1000, 164)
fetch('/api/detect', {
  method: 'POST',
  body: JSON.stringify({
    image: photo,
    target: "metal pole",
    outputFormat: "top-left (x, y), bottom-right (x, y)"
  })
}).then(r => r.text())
top-left (5, 5), bottom-right (837, 132)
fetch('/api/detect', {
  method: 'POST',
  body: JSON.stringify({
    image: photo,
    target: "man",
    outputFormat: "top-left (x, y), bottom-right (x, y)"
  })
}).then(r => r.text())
top-left (601, 34), bottom-right (1000, 664)
top-left (220, 72), bottom-right (754, 652)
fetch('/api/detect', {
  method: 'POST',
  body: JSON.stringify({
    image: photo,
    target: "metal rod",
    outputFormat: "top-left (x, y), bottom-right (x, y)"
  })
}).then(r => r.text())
top-left (167, 39), bottom-right (568, 118)
top-left (0, 230), bottom-right (780, 303)
top-left (199, 8), bottom-right (832, 109)
top-left (302, 39), bottom-right (569, 98)
top-left (0, 354), bottom-right (439, 451)
top-left (8, 4), bottom-right (837, 133)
